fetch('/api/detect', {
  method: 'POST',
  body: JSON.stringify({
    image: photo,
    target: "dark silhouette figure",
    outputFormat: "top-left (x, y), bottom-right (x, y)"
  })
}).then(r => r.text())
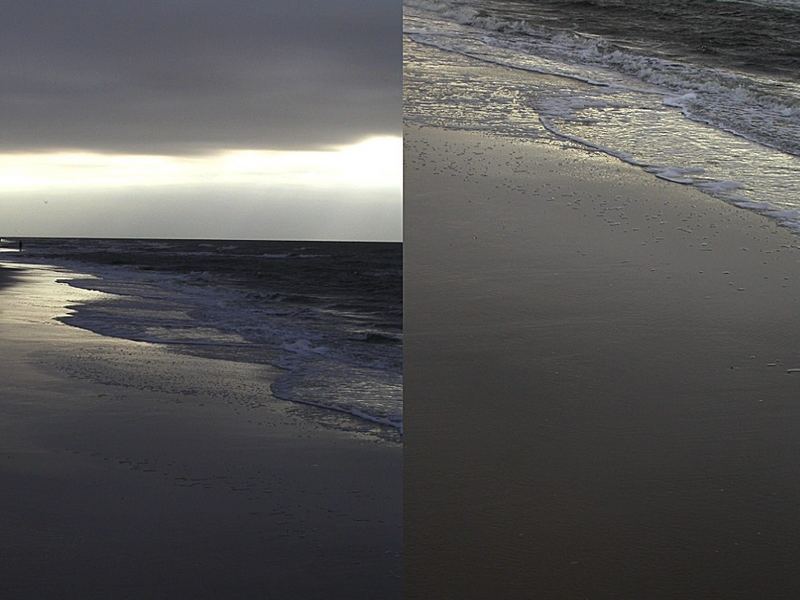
top-left (18, 241), bottom-right (22, 252)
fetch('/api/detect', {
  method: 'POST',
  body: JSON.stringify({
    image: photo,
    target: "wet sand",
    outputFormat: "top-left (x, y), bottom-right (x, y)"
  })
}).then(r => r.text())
top-left (0, 262), bottom-right (401, 599)
top-left (405, 126), bottom-right (800, 599)
top-left (0, 264), bottom-right (19, 290)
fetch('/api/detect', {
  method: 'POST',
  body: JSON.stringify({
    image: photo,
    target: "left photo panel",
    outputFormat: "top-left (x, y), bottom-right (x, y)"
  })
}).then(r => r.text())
top-left (0, 2), bottom-right (402, 598)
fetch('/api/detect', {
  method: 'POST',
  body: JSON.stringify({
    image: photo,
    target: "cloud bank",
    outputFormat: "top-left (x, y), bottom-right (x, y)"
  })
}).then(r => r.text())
top-left (0, 0), bottom-right (400, 154)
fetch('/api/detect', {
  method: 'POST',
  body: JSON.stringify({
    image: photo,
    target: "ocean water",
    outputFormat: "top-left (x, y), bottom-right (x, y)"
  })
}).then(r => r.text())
top-left (404, 0), bottom-right (800, 230)
top-left (3, 238), bottom-right (402, 432)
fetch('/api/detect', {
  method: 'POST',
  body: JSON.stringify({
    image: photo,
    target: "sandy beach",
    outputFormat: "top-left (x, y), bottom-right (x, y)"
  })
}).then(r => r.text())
top-left (0, 261), bottom-right (401, 599)
top-left (405, 125), bottom-right (800, 598)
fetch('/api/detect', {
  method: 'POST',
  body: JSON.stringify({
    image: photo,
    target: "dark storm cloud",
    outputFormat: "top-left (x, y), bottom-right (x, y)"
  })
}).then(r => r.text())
top-left (0, 0), bottom-right (399, 154)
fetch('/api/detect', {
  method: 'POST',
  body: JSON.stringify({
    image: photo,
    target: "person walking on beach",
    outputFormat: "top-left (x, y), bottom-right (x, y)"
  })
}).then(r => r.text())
top-left (18, 240), bottom-right (22, 252)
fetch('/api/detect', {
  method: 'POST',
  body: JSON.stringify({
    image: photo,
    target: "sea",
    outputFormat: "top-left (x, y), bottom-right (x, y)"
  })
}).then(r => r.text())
top-left (2, 238), bottom-right (402, 434)
top-left (405, 0), bottom-right (800, 230)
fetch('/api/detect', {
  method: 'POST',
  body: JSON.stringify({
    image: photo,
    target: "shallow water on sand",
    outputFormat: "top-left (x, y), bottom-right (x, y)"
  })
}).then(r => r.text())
top-left (1, 238), bottom-right (402, 434)
top-left (405, 1), bottom-right (800, 235)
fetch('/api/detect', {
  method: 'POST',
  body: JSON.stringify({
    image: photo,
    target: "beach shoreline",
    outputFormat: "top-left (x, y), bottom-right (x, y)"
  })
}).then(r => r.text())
top-left (405, 125), bottom-right (800, 598)
top-left (0, 261), bottom-right (401, 599)
top-left (1, 238), bottom-right (403, 436)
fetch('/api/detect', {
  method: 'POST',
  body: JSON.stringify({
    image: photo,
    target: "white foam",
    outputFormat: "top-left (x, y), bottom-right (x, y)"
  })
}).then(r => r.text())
top-left (698, 179), bottom-right (744, 192)
top-left (538, 115), bottom-right (647, 167)
top-left (663, 91), bottom-right (697, 107)
top-left (4, 249), bottom-right (403, 433)
top-left (406, 1), bottom-right (800, 157)
top-left (282, 339), bottom-right (329, 356)
top-left (646, 166), bottom-right (706, 184)
top-left (405, 1), bottom-right (800, 234)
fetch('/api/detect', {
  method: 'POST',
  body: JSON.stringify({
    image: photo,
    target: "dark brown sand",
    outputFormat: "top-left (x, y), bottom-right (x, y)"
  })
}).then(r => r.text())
top-left (0, 263), bottom-right (401, 599)
top-left (0, 264), bottom-right (19, 289)
top-left (405, 126), bottom-right (800, 599)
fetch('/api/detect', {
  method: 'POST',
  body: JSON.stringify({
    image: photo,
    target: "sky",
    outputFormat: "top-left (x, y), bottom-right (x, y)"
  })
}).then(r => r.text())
top-left (0, 0), bottom-right (401, 240)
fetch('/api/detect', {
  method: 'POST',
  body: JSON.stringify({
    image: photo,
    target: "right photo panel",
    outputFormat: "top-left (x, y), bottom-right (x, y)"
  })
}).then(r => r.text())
top-left (404, 1), bottom-right (800, 598)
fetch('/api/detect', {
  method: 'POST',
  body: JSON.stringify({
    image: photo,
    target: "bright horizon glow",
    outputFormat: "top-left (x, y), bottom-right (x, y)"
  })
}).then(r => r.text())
top-left (0, 136), bottom-right (402, 193)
